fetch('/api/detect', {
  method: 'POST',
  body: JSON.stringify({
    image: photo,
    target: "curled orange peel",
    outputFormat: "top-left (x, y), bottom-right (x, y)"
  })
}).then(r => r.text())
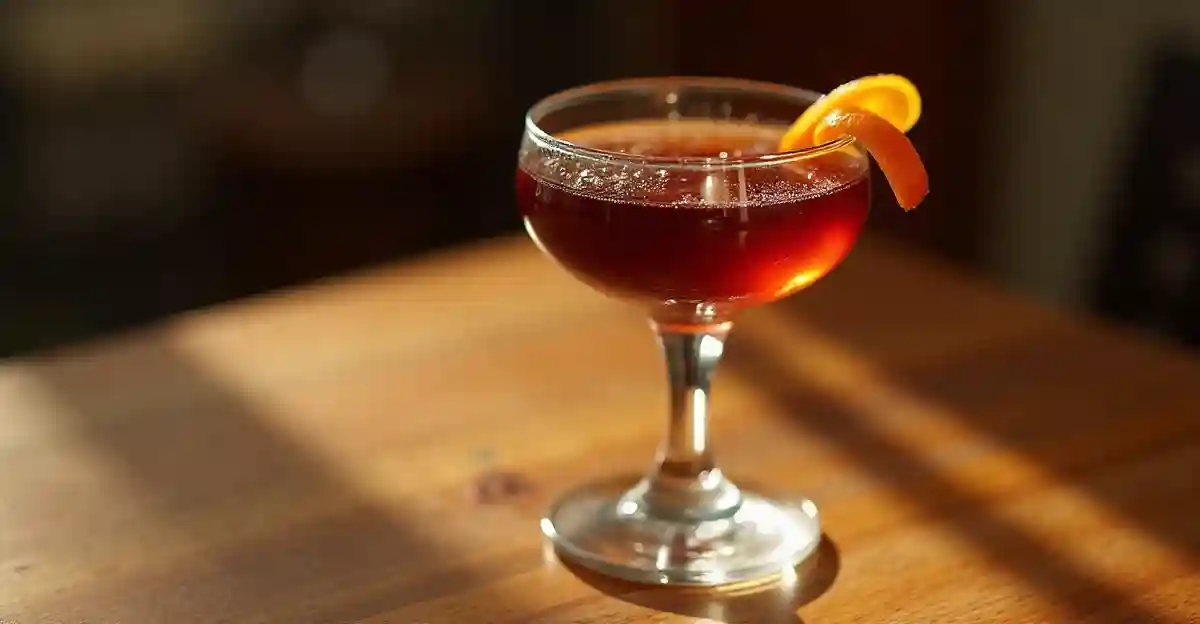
top-left (779, 75), bottom-right (928, 210)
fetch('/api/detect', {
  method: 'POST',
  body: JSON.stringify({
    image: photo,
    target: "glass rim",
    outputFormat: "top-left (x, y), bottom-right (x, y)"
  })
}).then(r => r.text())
top-left (523, 76), bottom-right (856, 170)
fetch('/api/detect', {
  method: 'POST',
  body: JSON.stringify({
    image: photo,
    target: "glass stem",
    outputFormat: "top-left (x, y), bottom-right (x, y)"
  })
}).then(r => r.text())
top-left (625, 322), bottom-right (742, 523)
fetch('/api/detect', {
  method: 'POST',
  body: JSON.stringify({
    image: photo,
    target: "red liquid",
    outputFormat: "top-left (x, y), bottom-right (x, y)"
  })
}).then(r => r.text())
top-left (517, 120), bottom-right (869, 307)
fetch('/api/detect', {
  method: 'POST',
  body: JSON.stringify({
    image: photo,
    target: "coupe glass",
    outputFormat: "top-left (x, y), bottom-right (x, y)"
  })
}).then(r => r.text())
top-left (516, 77), bottom-right (869, 586)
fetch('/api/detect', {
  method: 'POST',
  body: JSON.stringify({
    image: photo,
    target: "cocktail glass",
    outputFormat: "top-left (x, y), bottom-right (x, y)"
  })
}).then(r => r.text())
top-left (516, 77), bottom-right (871, 586)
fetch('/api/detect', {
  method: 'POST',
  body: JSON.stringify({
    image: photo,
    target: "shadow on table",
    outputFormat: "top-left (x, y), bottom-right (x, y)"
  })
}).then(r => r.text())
top-left (724, 293), bottom-right (1199, 622)
top-left (16, 336), bottom-right (503, 622)
top-left (559, 536), bottom-right (839, 624)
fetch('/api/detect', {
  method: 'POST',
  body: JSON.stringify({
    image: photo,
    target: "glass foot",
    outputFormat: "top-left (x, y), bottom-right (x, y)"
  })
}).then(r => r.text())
top-left (542, 478), bottom-right (821, 587)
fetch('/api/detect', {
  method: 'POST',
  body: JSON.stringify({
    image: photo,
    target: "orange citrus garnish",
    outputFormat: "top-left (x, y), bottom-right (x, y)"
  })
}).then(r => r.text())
top-left (779, 74), bottom-right (928, 211)
top-left (815, 107), bottom-right (928, 210)
top-left (781, 74), bottom-right (921, 146)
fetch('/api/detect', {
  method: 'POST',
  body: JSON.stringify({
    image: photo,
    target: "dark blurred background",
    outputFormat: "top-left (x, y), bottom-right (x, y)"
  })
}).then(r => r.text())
top-left (0, 0), bottom-right (1196, 356)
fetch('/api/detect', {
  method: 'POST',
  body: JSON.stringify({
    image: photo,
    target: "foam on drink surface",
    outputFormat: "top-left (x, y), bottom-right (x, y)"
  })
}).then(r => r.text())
top-left (522, 119), bottom-right (867, 209)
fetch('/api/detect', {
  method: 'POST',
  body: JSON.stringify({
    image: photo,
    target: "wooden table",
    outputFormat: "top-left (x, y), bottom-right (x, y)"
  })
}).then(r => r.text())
top-left (2, 236), bottom-right (1197, 623)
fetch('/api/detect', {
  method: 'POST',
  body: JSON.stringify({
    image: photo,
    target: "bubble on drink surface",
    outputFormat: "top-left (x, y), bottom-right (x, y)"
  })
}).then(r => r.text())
top-left (522, 119), bottom-right (866, 208)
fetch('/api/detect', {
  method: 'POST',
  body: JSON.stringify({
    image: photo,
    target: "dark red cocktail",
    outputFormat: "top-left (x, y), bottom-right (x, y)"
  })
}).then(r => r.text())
top-left (517, 119), bottom-right (869, 307)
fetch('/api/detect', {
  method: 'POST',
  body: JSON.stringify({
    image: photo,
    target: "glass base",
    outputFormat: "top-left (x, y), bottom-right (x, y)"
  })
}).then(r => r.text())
top-left (542, 478), bottom-right (821, 587)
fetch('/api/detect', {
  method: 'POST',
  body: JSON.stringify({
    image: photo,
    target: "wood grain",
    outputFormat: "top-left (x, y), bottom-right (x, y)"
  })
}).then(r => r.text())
top-left (1, 236), bottom-right (1197, 623)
